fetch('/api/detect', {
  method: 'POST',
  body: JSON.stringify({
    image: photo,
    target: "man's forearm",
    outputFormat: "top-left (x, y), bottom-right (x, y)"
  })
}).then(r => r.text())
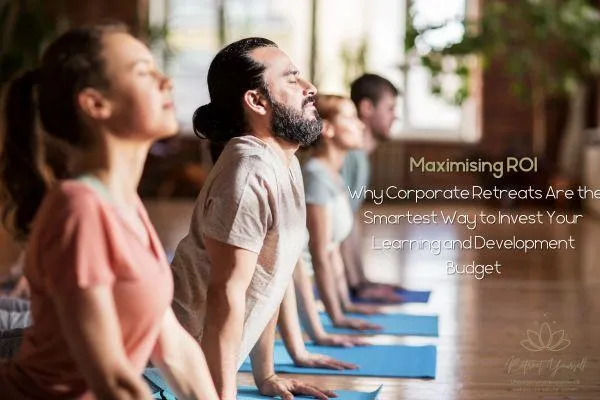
top-left (250, 308), bottom-right (279, 386)
top-left (201, 289), bottom-right (245, 400)
top-left (278, 281), bottom-right (308, 360)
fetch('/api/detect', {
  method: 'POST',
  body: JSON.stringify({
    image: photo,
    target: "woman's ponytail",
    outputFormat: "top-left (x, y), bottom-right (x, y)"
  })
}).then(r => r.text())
top-left (1, 22), bottom-right (129, 241)
top-left (0, 69), bottom-right (48, 241)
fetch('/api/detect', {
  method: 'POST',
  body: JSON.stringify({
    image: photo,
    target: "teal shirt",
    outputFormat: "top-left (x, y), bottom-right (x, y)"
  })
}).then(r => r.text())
top-left (340, 149), bottom-right (370, 212)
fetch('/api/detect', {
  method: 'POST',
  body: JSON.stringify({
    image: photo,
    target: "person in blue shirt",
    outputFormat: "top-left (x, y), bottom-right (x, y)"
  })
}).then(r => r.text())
top-left (340, 73), bottom-right (404, 303)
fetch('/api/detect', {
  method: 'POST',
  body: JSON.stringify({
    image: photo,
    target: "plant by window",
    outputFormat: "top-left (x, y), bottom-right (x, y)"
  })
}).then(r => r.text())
top-left (406, 0), bottom-right (600, 155)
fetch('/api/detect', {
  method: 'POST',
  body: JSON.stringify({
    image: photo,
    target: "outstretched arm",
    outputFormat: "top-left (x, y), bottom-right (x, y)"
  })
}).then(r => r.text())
top-left (306, 204), bottom-right (347, 324)
top-left (292, 260), bottom-right (368, 348)
top-left (44, 196), bottom-right (152, 399)
top-left (307, 204), bottom-right (380, 331)
top-left (278, 276), bottom-right (358, 369)
top-left (53, 285), bottom-right (152, 399)
top-left (201, 237), bottom-right (258, 400)
top-left (251, 307), bottom-right (337, 400)
top-left (331, 246), bottom-right (382, 316)
top-left (151, 309), bottom-right (218, 400)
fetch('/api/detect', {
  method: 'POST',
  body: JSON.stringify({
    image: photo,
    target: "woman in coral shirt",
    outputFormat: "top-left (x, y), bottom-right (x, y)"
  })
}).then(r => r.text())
top-left (0, 23), bottom-right (217, 400)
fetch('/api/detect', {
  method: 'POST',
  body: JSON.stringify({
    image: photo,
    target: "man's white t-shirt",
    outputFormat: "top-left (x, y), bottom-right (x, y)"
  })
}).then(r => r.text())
top-left (170, 135), bottom-right (306, 368)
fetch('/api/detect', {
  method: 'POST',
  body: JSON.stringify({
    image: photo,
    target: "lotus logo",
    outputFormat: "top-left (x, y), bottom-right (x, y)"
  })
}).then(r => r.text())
top-left (521, 322), bottom-right (571, 352)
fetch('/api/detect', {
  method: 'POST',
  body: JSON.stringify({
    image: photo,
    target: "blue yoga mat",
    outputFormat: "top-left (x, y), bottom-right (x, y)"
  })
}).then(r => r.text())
top-left (143, 367), bottom-right (384, 399)
top-left (351, 288), bottom-right (431, 304)
top-left (313, 287), bottom-right (430, 305)
top-left (319, 312), bottom-right (438, 336)
top-left (239, 342), bottom-right (436, 379)
top-left (237, 386), bottom-right (382, 400)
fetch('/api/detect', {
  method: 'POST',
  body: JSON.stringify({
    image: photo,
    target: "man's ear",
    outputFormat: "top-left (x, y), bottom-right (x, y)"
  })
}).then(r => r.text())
top-left (77, 88), bottom-right (112, 120)
top-left (243, 89), bottom-right (268, 116)
top-left (357, 98), bottom-right (374, 119)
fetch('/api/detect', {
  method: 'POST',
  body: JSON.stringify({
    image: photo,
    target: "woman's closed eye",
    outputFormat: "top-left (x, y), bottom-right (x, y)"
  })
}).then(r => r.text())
top-left (136, 68), bottom-right (151, 77)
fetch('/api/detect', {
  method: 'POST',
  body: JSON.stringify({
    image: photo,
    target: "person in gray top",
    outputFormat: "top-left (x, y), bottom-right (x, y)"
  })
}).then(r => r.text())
top-left (170, 37), bottom-right (337, 400)
top-left (299, 94), bottom-right (384, 332)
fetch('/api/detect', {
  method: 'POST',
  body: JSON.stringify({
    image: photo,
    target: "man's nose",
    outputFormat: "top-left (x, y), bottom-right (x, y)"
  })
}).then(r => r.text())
top-left (301, 77), bottom-right (317, 96)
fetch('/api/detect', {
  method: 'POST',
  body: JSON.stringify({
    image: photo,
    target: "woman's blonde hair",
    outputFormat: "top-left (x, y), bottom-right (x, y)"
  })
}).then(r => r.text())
top-left (315, 94), bottom-right (348, 122)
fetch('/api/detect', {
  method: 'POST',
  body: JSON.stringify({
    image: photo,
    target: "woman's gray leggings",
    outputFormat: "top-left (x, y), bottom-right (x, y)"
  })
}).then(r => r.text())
top-left (0, 297), bottom-right (31, 330)
top-left (0, 297), bottom-right (31, 360)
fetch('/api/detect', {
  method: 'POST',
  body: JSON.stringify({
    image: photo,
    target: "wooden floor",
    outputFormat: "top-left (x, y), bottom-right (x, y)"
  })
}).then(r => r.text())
top-left (145, 201), bottom-right (600, 400)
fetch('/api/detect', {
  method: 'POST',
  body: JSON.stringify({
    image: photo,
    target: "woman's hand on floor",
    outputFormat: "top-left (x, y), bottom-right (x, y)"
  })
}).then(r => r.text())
top-left (292, 350), bottom-right (358, 370)
top-left (314, 333), bottom-right (369, 348)
top-left (364, 281), bottom-right (405, 292)
top-left (259, 374), bottom-right (337, 400)
top-left (344, 303), bottom-right (384, 315)
top-left (356, 285), bottom-right (404, 303)
top-left (332, 317), bottom-right (381, 331)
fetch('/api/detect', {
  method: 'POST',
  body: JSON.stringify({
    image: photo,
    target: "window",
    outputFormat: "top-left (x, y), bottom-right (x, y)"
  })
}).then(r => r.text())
top-left (150, 0), bottom-right (480, 141)
top-left (149, 0), bottom-right (221, 132)
top-left (400, 0), bottom-right (481, 141)
top-left (149, 0), bottom-right (311, 133)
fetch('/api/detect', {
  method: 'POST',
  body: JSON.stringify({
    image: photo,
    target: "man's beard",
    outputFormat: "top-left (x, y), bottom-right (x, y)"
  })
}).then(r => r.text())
top-left (268, 96), bottom-right (322, 146)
